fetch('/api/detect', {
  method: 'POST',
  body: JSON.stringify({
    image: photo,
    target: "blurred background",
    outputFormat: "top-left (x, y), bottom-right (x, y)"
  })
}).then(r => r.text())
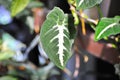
top-left (0, 0), bottom-right (120, 80)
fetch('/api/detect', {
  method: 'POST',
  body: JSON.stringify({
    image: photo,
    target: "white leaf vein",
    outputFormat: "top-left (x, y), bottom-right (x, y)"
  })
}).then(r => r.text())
top-left (97, 23), bottom-right (117, 39)
top-left (49, 24), bottom-right (69, 66)
top-left (78, 0), bottom-right (84, 7)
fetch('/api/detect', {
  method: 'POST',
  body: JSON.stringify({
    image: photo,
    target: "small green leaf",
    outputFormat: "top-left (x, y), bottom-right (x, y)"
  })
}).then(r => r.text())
top-left (40, 7), bottom-right (72, 69)
top-left (10, 0), bottom-right (30, 17)
top-left (95, 16), bottom-right (120, 41)
top-left (0, 50), bottom-right (14, 60)
top-left (76, 0), bottom-right (103, 10)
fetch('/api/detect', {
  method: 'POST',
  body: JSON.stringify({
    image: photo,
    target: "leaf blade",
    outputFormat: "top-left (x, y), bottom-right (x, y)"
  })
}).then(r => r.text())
top-left (95, 16), bottom-right (120, 41)
top-left (10, 0), bottom-right (29, 17)
top-left (40, 7), bottom-right (72, 69)
top-left (76, 0), bottom-right (103, 10)
top-left (0, 76), bottom-right (17, 80)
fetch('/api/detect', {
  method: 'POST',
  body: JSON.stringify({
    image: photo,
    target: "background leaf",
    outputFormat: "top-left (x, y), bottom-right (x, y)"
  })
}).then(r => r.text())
top-left (94, 16), bottom-right (120, 41)
top-left (27, 1), bottom-right (44, 8)
top-left (10, 0), bottom-right (30, 17)
top-left (76, 0), bottom-right (103, 10)
top-left (0, 76), bottom-right (17, 80)
top-left (0, 51), bottom-right (14, 60)
top-left (40, 7), bottom-right (72, 69)
top-left (67, 14), bottom-right (76, 39)
top-left (0, 0), bottom-right (12, 9)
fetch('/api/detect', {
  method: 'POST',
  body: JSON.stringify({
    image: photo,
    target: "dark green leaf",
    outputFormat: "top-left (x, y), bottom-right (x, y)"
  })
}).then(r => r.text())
top-left (67, 14), bottom-right (76, 39)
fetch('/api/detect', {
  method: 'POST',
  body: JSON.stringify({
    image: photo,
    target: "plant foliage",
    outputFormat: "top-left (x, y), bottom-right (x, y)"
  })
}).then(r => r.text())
top-left (76, 0), bottom-right (103, 10)
top-left (10, 0), bottom-right (30, 17)
top-left (40, 7), bottom-right (72, 69)
top-left (95, 16), bottom-right (120, 41)
top-left (1, 0), bottom-right (120, 73)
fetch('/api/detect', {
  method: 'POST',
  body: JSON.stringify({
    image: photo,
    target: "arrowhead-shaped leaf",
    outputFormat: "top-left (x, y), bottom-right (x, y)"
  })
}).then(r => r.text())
top-left (95, 16), bottom-right (120, 41)
top-left (10, 0), bottom-right (29, 17)
top-left (76, 0), bottom-right (103, 10)
top-left (40, 7), bottom-right (72, 69)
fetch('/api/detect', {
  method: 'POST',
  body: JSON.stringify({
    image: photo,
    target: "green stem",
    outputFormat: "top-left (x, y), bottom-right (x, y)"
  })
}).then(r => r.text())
top-left (89, 23), bottom-right (96, 31)
top-left (97, 5), bottom-right (103, 18)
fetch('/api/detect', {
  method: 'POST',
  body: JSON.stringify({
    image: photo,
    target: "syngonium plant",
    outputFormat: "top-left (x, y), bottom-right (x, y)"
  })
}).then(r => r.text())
top-left (10, 0), bottom-right (120, 69)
